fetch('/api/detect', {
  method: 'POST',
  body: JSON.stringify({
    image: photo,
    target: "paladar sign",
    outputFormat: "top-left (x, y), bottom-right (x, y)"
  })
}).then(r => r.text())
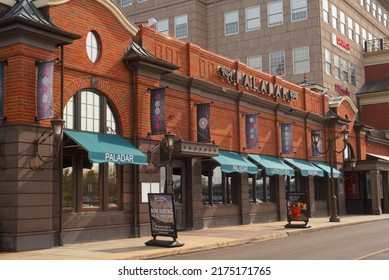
top-left (105, 153), bottom-right (134, 163)
top-left (218, 66), bottom-right (298, 102)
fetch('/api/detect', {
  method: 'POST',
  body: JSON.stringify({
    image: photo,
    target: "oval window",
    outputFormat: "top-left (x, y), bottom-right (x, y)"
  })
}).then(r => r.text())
top-left (86, 31), bottom-right (101, 63)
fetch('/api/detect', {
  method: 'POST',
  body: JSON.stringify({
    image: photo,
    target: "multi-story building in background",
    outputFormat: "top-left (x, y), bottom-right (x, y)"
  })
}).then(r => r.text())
top-left (114, 0), bottom-right (389, 104)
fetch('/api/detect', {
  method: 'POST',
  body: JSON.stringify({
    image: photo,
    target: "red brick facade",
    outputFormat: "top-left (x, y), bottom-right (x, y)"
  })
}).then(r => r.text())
top-left (0, 0), bottom-right (388, 252)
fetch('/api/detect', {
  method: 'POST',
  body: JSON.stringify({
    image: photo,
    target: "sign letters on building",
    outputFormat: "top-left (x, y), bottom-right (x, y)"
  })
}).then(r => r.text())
top-left (218, 66), bottom-right (298, 102)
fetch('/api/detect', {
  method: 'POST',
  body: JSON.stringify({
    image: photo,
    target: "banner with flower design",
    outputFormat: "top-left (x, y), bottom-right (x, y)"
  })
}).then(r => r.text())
top-left (245, 114), bottom-right (258, 149)
top-left (197, 103), bottom-right (210, 142)
top-left (150, 87), bottom-right (166, 134)
top-left (281, 123), bottom-right (293, 154)
top-left (37, 60), bottom-right (54, 120)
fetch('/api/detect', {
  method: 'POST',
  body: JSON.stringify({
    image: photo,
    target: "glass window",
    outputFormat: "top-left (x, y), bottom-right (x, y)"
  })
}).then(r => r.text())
top-left (63, 157), bottom-right (73, 209)
top-left (225, 10), bottom-right (239, 35)
top-left (350, 64), bottom-right (356, 86)
top-left (82, 162), bottom-right (100, 209)
top-left (323, 0), bottom-right (329, 23)
top-left (268, 0), bottom-right (283, 27)
top-left (63, 90), bottom-right (120, 212)
top-left (325, 49), bottom-right (332, 75)
top-left (372, 2), bottom-right (377, 17)
top-left (340, 10), bottom-right (345, 35)
top-left (384, 14), bottom-right (387, 27)
top-left (121, 0), bottom-right (132, 6)
top-left (86, 31), bottom-right (101, 63)
top-left (355, 22), bottom-right (361, 45)
top-left (270, 51), bottom-right (285, 76)
top-left (157, 19), bottom-right (169, 35)
top-left (366, 0), bottom-right (371, 12)
top-left (175, 14), bottom-right (188, 39)
top-left (314, 176), bottom-right (327, 201)
top-left (293, 46), bottom-right (309, 74)
top-left (291, 0), bottom-right (307, 22)
top-left (362, 28), bottom-right (367, 46)
top-left (347, 17), bottom-right (353, 40)
top-left (331, 4), bottom-right (337, 29)
top-left (343, 59), bottom-right (349, 83)
top-left (248, 172), bottom-right (265, 204)
top-left (334, 54), bottom-right (340, 79)
top-left (202, 163), bottom-right (238, 205)
top-left (247, 55), bottom-right (262, 70)
top-left (246, 6), bottom-right (261, 31)
top-left (378, 7), bottom-right (382, 22)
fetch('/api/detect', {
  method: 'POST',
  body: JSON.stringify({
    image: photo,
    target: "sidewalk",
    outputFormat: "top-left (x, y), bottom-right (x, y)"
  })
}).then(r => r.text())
top-left (1, 214), bottom-right (389, 260)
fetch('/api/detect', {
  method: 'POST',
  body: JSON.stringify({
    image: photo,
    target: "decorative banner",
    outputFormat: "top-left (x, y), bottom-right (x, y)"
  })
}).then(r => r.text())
top-left (281, 123), bottom-right (293, 154)
top-left (0, 60), bottom-right (4, 119)
top-left (245, 114), bottom-right (258, 149)
top-left (150, 87), bottom-right (166, 134)
top-left (311, 130), bottom-right (323, 157)
top-left (196, 103), bottom-right (210, 142)
top-left (148, 193), bottom-right (177, 238)
top-left (37, 60), bottom-right (54, 120)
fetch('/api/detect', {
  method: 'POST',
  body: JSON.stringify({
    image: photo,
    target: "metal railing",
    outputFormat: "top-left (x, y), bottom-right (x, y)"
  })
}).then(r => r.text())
top-left (363, 37), bottom-right (389, 53)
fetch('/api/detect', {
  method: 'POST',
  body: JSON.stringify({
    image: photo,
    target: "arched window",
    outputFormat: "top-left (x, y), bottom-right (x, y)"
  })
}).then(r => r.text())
top-left (62, 90), bottom-right (120, 211)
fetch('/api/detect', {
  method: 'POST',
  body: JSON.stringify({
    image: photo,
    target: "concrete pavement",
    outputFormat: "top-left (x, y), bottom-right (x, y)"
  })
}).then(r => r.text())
top-left (1, 214), bottom-right (388, 260)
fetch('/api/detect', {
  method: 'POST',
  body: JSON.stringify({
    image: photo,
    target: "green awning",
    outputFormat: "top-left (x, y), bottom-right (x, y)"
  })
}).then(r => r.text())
top-left (248, 154), bottom-right (294, 176)
top-left (313, 161), bottom-right (342, 178)
top-left (64, 130), bottom-right (148, 165)
top-left (284, 158), bottom-right (324, 177)
top-left (213, 151), bottom-right (258, 174)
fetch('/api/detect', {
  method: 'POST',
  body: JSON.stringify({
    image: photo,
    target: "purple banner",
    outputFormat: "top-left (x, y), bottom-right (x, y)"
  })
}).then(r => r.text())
top-left (37, 60), bottom-right (54, 120)
top-left (150, 88), bottom-right (166, 134)
top-left (197, 103), bottom-right (210, 142)
top-left (281, 123), bottom-right (293, 154)
top-left (245, 114), bottom-right (258, 149)
top-left (0, 60), bottom-right (4, 119)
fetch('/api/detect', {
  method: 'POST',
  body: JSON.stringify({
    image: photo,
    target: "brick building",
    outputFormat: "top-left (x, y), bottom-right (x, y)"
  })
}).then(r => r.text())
top-left (0, 0), bottom-right (388, 252)
top-left (113, 0), bottom-right (389, 104)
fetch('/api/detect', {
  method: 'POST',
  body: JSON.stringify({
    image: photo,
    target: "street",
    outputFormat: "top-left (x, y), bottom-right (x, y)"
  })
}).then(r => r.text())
top-left (155, 220), bottom-right (389, 260)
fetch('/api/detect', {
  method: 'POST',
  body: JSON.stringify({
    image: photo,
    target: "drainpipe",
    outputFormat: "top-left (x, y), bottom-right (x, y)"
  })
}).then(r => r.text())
top-left (127, 63), bottom-right (139, 238)
top-left (304, 112), bottom-right (310, 159)
top-left (58, 45), bottom-right (64, 246)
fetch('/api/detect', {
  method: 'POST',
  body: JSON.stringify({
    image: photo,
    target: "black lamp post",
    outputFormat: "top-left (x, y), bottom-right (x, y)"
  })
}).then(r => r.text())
top-left (164, 132), bottom-right (175, 194)
top-left (312, 129), bottom-right (349, 222)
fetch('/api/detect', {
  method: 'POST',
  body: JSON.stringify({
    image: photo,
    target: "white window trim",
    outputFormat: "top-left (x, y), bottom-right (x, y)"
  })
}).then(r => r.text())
top-left (268, 0), bottom-right (284, 27)
top-left (157, 18), bottom-right (169, 35)
top-left (246, 6), bottom-right (261, 32)
top-left (292, 46), bottom-right (310, 75)
top-left (269, 51), bottom-right (285, 76)
top-left (174, 14), bottom-right (188, 39)
top-left (291, 0), bottom-right (308, 22)
top-left (121, 0), bottom-right (132, 7)
top-left (225, 10), bottom-right (239, 36)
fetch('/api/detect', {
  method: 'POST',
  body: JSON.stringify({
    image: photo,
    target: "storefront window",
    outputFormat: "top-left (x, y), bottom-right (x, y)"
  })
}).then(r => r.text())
top-left (82, 162), bottom-right (100, 209)
top-left (248, 171), bottom-right (278, 203)
top-left (62, 90), bottom-right (120, 212)
top-left (63, 157), bottom-right (73, 209)
top-left (314, 176), bottom-right (327, 201)
top-left (248, 172), bottom-right (265, 203)
top-left (108, 162), bottom-right (118, 207)
top-left (202, 164), bottom-right (237, 205)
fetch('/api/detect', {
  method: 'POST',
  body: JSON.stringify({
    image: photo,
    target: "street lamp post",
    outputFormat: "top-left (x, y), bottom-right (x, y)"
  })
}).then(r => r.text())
top-left (312, 129), bottom-right (349, 222)
top-left (164, 132), bottom-right (175, 194)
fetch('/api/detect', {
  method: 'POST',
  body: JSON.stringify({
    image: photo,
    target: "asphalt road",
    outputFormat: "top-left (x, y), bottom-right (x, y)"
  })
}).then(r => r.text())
top-left (156, 220), bottom-right (389, 260)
